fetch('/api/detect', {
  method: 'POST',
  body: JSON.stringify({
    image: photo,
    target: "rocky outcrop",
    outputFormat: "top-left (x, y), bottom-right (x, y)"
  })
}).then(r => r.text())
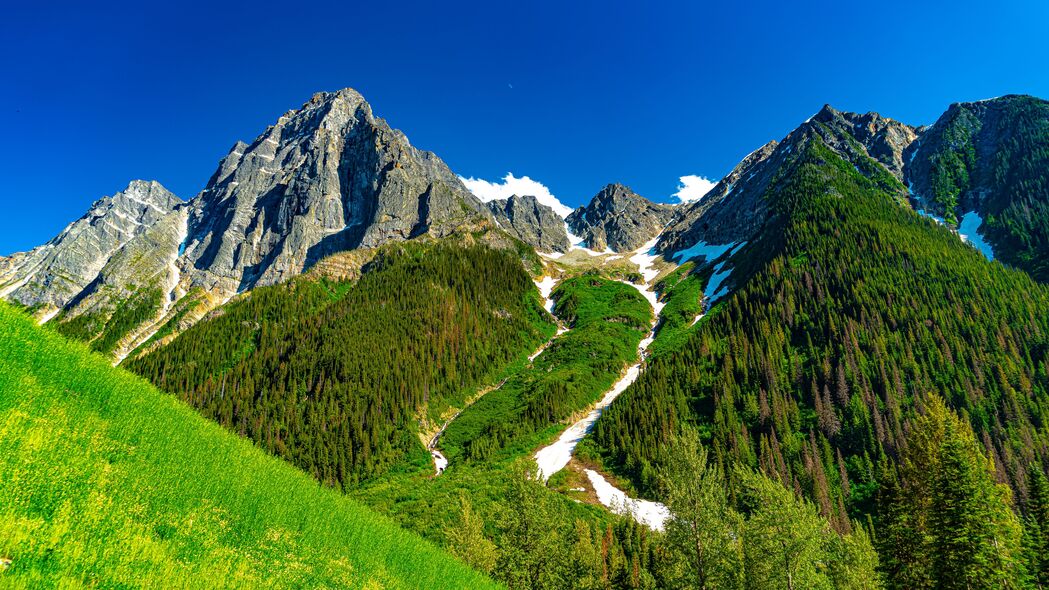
top-left (659, 105), bottom-right (917, 258)
top-left (1, 88), bottom-right (495, 357)
top-left (809, 104), bottom-right (918, 180)
top-left (566, 184), bottom-right (675, 252)
top-left (0, 180), bottom-right (181, 314)
top-left (487, 195), bottom-right (569, 252)
top-left (656, 141), bottom-right (779, 255)
top-left (182, 88), bottom-right (492, 294)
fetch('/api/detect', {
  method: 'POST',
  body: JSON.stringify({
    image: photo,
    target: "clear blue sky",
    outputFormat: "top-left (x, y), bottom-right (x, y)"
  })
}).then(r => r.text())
top-left (3, 0), bottom-right (1048, 254)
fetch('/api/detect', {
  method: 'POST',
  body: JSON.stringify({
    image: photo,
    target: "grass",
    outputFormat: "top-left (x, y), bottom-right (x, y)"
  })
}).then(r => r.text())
top-left (647, 261), bottom-right (706, 357)
top-left (438, 275), bottom-right (650, 464)
top-left (0, 302), bottom-right (498, 589)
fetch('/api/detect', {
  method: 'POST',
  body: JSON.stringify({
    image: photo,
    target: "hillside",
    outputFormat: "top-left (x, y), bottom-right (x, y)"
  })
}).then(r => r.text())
top-left (0, 302), bottom-right (497, 589)
top-left (126, 240), bottom-right (555, 486)
top-left (591, 124), bottom-right (1049, 530)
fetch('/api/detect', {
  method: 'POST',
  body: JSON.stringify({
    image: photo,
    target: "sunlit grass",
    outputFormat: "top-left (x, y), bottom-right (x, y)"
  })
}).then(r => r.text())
top-left (0, 303), bottom-right (498, 589)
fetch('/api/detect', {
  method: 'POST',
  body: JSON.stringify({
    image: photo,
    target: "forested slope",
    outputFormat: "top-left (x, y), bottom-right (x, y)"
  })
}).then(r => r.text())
top-left (592, 131), bottom-right (1049, 536)
top-left (128, 242), bottom-right (554, 486)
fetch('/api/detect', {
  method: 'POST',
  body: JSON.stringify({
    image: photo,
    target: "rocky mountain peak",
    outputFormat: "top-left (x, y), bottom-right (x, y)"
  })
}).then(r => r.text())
top-left (566, 184), bottom-right (675, 252)
top-left (0, 180), bottom-right (182, 311)
top-left (487, 194), bottom-right (569, 253)
top-left (181, 88), bottom-right (491, 293)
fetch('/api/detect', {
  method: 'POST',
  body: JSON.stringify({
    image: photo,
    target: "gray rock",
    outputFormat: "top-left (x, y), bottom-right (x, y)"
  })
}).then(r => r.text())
top-left (487, 195), bottom-right (569, 252)
top-left (181, 88), bottom-right (492, 294)
top-left (659, 105), bottom-right (917, 258)
top-left (566, 184), bottom-right (675, 252)
top-left (0, 180), bottom-right (181, 311)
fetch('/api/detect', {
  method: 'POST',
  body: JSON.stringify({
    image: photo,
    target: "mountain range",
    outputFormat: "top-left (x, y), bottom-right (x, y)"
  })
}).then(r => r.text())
top-left (5, 88), bottom-right (1049, 588)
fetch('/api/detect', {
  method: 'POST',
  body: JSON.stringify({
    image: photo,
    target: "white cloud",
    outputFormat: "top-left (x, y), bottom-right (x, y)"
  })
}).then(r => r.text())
top-left (459, 172), bottom-right (574, 218)
top-left (672, 175), bottom-right (717, 204)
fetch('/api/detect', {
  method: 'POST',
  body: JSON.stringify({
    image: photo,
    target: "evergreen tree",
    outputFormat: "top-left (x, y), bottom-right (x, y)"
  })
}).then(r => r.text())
top-left (495, 464), bottom-right (569, 589)
top-left (737, 467), bottom-right (833, 590)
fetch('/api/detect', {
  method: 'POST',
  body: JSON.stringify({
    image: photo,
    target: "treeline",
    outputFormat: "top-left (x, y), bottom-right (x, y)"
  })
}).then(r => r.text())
top-left (440, 275), bottom-right (650, 463)
top-left (590, 135), bottom-right (1049, 582)
top-left (127, 243), bottom-right (552, 486)
top-left (439, 447), bottom-right (879, 590)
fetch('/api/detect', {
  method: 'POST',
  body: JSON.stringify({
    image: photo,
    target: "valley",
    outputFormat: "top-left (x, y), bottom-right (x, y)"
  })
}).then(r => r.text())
top-left (4, 88), bottom-right (1049, 588)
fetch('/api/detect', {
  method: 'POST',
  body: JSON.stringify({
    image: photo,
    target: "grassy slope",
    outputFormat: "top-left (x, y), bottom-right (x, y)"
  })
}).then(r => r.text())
top-left (0, 303), bottom-right (497, 589)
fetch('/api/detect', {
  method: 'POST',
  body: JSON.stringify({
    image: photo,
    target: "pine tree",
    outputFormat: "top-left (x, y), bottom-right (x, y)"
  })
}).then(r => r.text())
top-left (737, 468), bottom-right (832, 590)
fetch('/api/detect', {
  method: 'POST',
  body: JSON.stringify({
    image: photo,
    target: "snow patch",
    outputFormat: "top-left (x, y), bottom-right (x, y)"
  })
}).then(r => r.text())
top-left (704, 242), bottom-right (747, 304)
top-left (958, 211), bottom-right (995, 260)
top-left (535, 275), bottom-right (558, 313)
top-left (535, 364), bottom-right (643, 480)
top-left (586, 469), bottom-right (670, 531)
top-left (669, 239), bottom-right (736, 264)
top-left (431, 450), bottom-right (448, 474)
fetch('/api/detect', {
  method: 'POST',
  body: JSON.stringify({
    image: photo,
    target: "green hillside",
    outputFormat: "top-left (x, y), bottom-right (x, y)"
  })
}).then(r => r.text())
top-left (0, 302), bottom-right (497, 589)
top-left (127, 242), bottom-right (555, 487)
top-left (592, 130), bottom-right (1049, 527)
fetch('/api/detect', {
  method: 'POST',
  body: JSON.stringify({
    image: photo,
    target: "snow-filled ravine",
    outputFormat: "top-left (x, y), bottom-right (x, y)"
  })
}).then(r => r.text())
top-left (958, 211), bottom-right (995, 261)
top-left (532, 237), bottom-right (674, 529)
top-left (587, 469), bottom-right (671, 530)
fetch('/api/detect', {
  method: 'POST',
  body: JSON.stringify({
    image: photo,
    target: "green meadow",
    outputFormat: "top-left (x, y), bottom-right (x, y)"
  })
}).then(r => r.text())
top-left (0, 302), bottom-right (497, 589)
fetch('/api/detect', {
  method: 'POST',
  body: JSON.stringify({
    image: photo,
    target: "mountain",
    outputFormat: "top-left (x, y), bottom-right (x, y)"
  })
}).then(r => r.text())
top-left (0, 180), bottom-right (182, 318)
top-left (486, 194), bottom-right (570, 252)
top-left (8, 87), bottom-right (1049, 588)
top-left (591, 101), bottom-right (1049, 556)
top-left (0, 300), bottom-right (497, 588)
top-left (905, 95), bottom-right (1049, 280)
top-left (182, 88), bottom-right (491, 295)
top-left (658, 104), bottom-right (917, 257)
top-left (566, 183), bottom-right (675, 252)
top-left (1, 89), bottom-right (496, 361)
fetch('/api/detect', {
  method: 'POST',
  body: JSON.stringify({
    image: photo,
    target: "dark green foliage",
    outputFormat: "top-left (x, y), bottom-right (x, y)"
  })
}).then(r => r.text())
top-left (128, 243), bottom-right (553, 487)
top-left (647, 262), bottom-right (705, 358)
top-left (979, 97), bottom-right (1049, 281)
top-left (921, 96), bottom-right (1049, 281)
top-left (877, 396), bottom-right (1027, 589)
top-left (927, 107), bottom-right (978, 225)
top-left (591, 132), bottom-right (1049, 558)
top-left (440, 275), bottom-right (650, 463)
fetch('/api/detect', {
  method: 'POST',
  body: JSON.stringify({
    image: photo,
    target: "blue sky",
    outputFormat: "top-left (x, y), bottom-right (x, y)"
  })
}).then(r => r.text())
top-left (3, 0), bottom-right (1048, 254)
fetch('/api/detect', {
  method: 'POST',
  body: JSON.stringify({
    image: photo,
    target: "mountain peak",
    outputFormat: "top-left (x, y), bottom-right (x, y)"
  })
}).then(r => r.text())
top-left (814, 103), bottom-right (839, 120)
top-left (566, 185), bottom-right (674, 252)
top-left (181, 88), bottom-right (489, 294)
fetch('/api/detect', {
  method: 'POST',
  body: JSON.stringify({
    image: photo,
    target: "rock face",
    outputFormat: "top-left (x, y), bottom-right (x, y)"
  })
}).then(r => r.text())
top-left (1, 88), bottom-right (494, 357)
top-left (0, 180), bottom-right (182, 313)
top-left (566, 184), bottom-right (675, 252)
top-left (809, 104), bottom-right (918, 180)
top-left (487, 195), bottom-right (569, 252)
top-left (182, 88), bottom-right (491, 294)
top-left (659, 105), bottom-right (916, 258)
top-left (657, 141), bottom-right (779, 254)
